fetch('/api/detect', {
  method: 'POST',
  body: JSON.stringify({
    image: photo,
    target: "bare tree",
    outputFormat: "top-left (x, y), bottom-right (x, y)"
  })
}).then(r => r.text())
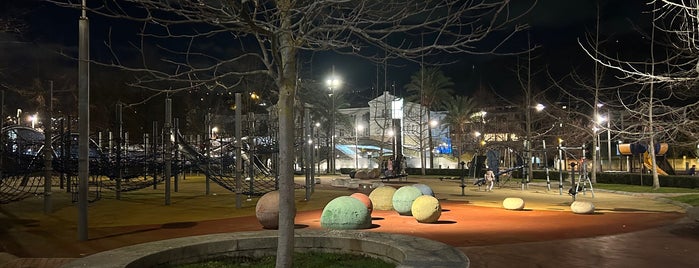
top-left (48, 0), bottom-right (533, 266)
top-left (581, 0), bottom-right (699, 189)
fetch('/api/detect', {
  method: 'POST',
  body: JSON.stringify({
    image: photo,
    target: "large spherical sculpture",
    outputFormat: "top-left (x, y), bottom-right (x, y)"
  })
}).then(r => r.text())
top-left (350, 192), bottom-right (373, 212)
top-left (392, 186), bottom-right (423, 216)
top-left (355, 169), bottom-right (369, 179)
top-left (255, 191), bottom-right (280, 229)
top-left (412, 183), bottom-right (435, 197)
top-left (411, 195), bottom-right (441, 223)
top-left (368, 168), bottom-right (381, 179)
top-left (320, 196), bottom-right (372, 229)
top-left (369, 186), bottom-right (396, 211)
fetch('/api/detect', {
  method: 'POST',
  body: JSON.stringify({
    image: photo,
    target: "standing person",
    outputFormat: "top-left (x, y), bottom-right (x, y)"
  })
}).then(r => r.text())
top-left (484, 168), bottom-right (495, 191)
top-left (689, 165), bottom-right (696, 176)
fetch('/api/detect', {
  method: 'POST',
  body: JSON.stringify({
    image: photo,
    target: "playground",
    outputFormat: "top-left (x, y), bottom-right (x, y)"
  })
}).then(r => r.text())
top-left (1, 117), bottom-right (698, 267)
top-left (1, 173), bottom-right (697, 268)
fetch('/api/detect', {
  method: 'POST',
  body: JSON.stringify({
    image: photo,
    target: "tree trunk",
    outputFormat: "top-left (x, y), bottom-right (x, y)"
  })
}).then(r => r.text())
top-left (276, 83), bottom-right (296, 268)
top-left (276, 1), bottom-right (297, 266)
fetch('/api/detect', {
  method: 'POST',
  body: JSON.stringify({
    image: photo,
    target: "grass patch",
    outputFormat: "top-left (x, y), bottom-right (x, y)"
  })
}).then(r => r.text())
top-left (593, 183), bottom-right (699, 193)
top-left (667, 194), bottom-right (699, 206)
top-left (170, 252), bottom-right (395, 268)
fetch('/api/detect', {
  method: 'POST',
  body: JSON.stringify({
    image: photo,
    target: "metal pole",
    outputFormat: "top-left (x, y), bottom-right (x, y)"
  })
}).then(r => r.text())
top-left (152, 121), bottom-right (158, 189)
top-left (0, 90), bottom-right (3, 184)
top-left (235, 93), bottom-right (242, 208)
top-left (43, 81), bottom-right (54, 214)
top-left (355, 126), bottom-right (359, 169)
top-left (607, 112), bottom-right (612, 171)
top-left (164, 98), bottom-right (172, 205)
top-left (205, 113), bottom-right (210, 195)
top-left (304, 104), bottom-right (311, 201)
top-left (248, 113), bottom-right (255, 194)
top-left (173, 118), bottom-right (179, 193)
top-left (558, 146), bottom-right (564, 195)
top-left (543, 140), bottom-right (550, 191)
top-left (116, 103), bottom-right (122, 200)
top-left (311, 123), bottom-right (316, 193)
top-left (144, 133), bottom-right (148, 186)
top-left (77, 0), bottom-right (89, 241)
top-left (331, 90), bottom-right (335, 174)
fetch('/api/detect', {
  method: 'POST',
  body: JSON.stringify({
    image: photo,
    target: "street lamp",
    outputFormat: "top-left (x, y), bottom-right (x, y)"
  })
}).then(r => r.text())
top-left (211, 126), bottom-right (219, 146)
top-left (535, 103), bottom-right (545, 112)
top-left (595, 113), bottom-right (607, 170)
top-left (326, 66), bottom-right (341, 174)
top-left (314, 122), bottom-right (321, 174)
top-left (355, 124), bottom-right (363, 169)
top-left (428, 119), bottom-right (438, 168)
top-left (29, 114), bottom-right (38, 129)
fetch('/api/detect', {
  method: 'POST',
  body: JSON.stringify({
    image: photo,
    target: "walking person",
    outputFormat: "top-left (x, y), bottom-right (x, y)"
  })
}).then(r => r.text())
top-left (484, 168), bottom-right (495, 191)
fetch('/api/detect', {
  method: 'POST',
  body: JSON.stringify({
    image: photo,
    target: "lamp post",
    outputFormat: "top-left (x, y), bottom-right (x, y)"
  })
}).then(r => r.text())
top-left (315, 122), bottom-right (321, 173)
top-left (595, 112), bottom-right (606, 171)
top-left (326, 66), bottom-right (341, 174)
top-left (355, 124), bottom-right (363, 169)
top-left (606, 111), bottom-right (612, 171)
top-left (429, 119), bottom-right (438, 168)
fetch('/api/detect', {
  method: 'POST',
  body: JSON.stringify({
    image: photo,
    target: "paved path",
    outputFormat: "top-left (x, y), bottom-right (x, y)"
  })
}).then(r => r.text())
top-left (1, 175), bottom-right (697, 267)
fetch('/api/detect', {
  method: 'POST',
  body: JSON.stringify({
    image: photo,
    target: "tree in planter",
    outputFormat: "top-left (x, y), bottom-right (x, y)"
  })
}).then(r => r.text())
top-left (47, 0), bottom-right (533, 266)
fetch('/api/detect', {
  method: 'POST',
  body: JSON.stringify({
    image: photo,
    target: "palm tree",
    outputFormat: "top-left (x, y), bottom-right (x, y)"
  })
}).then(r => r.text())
top-left (441, 95), bottom-right (476, 167)
top-left (405, 67), bottom-right (454, 171)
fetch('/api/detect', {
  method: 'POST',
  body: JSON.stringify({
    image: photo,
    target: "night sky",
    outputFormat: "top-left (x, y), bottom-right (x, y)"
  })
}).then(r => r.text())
top-left (1, 0), bottom-right (653, 106)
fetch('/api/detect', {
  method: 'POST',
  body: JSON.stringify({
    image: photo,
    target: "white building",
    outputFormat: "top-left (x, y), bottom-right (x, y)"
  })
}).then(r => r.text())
top-left (333, 91), bottom-right (451, 169)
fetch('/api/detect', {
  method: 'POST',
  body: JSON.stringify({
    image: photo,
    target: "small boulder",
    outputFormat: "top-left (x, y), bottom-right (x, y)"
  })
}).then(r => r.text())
top-left (570, 201), bottom-right (595, 214)
top-left (502, 197), bottom-right (525, 210)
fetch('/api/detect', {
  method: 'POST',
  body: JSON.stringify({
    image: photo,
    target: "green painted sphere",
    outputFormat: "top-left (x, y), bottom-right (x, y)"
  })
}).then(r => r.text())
top-left (392, 186), bottom-right (423, 216)
top-left (412, 195), bottom-right (441, 223)
top-left (369, 186), bottom-right (397, 211)
top-left (320, 196), bottom-right (372, 230)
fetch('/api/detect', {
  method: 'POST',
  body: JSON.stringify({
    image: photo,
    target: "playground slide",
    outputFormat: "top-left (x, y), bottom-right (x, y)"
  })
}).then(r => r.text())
top-left (643, 152), bottom-right (668, 176)
top-left (174, 132), bottom-right (273, 177)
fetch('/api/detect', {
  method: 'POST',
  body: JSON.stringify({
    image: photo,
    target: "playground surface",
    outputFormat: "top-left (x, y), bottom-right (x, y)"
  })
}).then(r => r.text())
top-left (1, 174), bottom-right (698, 268)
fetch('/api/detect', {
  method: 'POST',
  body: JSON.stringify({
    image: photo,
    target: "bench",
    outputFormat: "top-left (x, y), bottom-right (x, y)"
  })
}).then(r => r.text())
top-left (379, 173), bottom-right (408, 182)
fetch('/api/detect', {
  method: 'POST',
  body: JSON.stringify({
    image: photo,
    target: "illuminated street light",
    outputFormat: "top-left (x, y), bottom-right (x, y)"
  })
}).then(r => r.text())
top-left (535, 103), bottom-right (545, 111)
top-left (211, 126), bottom-right (219, 139)
top-left (29, 114), bottom-right (38, 129)
top-left (326, 66), bottom-right (341, 174)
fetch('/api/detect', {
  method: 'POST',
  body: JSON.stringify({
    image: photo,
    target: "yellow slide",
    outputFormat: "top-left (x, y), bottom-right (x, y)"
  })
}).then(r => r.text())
top-left (643, 151), bottom-right (668, 176)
